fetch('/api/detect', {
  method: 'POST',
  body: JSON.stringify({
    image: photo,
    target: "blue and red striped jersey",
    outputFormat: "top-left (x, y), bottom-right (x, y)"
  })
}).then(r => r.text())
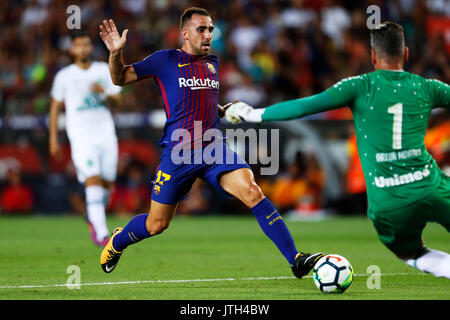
top-left (132, 49), bottom-right (220, 149)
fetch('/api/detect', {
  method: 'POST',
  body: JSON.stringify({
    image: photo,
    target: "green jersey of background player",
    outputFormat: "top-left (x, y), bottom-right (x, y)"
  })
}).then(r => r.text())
top-left (226, 21), bottom-right (450, 279)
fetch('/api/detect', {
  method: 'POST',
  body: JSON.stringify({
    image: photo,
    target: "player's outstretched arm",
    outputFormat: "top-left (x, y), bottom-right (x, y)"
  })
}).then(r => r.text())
top-left (225, 77), bottom-right (360, 124)
top-left (99, 19), bottom-right (137, 86)
top-left (225, 91), bottom-right (339, 124)
top-left (260, 91), bottom-right (339, 122)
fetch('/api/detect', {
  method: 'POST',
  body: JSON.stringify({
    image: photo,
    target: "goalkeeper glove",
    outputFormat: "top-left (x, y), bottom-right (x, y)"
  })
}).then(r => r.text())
top-left (224, 102), bottom-right (264, 124)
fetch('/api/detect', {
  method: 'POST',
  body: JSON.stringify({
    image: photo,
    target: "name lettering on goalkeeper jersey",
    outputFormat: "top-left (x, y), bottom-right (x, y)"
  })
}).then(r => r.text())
top-left (375, 148), bottom-right (422, 163)
top-left (374, 167), bottom-right (430, 188)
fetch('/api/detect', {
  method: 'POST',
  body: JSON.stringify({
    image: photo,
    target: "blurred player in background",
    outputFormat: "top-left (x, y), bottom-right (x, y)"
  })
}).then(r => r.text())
top-left (49, 31), bottom-right (122, 246)
top-left (227, 22), bottom-right (450, 279)
top-left (98, 7), bottom-right (323, 277)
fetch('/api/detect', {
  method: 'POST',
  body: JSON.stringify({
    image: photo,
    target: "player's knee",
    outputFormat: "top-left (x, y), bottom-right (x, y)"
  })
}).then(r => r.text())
top-left (85, 175), bottom-right (102, 186)
top-left (242, 183), bottom-right (264, 208)
top-left (149, 219), bottom-right (170, 236)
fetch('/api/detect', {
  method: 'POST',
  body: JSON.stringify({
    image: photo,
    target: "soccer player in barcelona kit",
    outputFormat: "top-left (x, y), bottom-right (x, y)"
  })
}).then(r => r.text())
top-left (98, 7), bottom-right (324, 277)
top-left (227, 22), bottom-right (450, 279)
top-left (49, 32), bottom-right (122, 246)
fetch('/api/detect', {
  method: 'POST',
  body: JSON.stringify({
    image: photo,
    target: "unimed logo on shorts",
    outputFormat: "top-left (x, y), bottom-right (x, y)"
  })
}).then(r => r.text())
top-left (170, 121), bottom-right (279, 176)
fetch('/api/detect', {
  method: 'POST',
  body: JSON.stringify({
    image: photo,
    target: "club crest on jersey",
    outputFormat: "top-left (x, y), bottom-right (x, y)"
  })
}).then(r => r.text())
top-left (207, 62), bottom-right (216, 74)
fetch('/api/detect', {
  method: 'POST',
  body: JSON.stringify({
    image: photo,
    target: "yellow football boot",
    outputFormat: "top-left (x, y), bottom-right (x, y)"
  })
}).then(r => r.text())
top-left (100, 227), bottom-right (123, 273)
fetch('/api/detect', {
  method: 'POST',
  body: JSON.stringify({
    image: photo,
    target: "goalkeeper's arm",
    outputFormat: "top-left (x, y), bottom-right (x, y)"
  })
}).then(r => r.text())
top-left (261, 91), bottom-right (341, 122)
top-left (226, 77), bottom-right (360, 123)
top-left (227, 91), bottom-right (348, 123)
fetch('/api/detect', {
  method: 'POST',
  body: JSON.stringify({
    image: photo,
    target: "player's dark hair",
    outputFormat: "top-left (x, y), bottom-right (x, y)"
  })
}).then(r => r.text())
top-left (70, 30), bottom-right (90, 41)
top-left (180, 7), bottom-right (210, 29)
top-left (370, 21), bottom-right (405, 59)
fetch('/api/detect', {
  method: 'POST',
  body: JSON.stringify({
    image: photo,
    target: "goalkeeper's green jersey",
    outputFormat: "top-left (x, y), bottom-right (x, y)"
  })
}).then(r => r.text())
top-left (263, 69), bottom-right (450, 212)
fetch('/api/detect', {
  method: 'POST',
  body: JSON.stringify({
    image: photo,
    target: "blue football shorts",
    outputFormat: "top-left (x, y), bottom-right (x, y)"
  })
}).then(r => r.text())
top-left (151, 141), bottom-right (250, 205)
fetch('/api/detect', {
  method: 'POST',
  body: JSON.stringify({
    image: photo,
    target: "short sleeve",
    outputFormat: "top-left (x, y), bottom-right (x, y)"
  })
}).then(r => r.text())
top-left (50, 71), bottom-right (65, 102)
top-left (325, 75), bottom-right (364, 107)
top-left (132, 50), bottom-right (167, 79)
top-left (427, 79), bottom-right (450, 110)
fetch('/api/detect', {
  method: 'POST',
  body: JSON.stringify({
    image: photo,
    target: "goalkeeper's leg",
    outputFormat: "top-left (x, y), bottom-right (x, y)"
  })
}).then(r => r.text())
top-left (402, 174), bottom-right (450, 279)
top-left (369, 175), bottom-right (450, 280)
top-left (402, 248), bottom-right (450, 279)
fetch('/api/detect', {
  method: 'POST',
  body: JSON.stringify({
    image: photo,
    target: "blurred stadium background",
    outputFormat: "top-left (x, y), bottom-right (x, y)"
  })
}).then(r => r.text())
top-left (0, 0), bottom-right (448, 218)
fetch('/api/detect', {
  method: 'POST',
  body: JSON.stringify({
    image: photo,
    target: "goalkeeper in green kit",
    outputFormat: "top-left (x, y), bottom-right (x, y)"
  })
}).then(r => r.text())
top-left (225, 22), bottom-right (450, 279)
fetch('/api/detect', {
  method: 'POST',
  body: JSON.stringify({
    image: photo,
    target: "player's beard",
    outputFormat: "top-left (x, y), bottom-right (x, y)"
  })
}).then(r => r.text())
top-left (199, 42), bottom-right (211, 55)
top-left (183, 39), bottom-right (210, 55)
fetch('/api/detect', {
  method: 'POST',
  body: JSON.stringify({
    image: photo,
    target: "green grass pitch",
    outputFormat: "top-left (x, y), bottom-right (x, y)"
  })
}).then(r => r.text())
top-left (0, 214), bottom-right (448, 300)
